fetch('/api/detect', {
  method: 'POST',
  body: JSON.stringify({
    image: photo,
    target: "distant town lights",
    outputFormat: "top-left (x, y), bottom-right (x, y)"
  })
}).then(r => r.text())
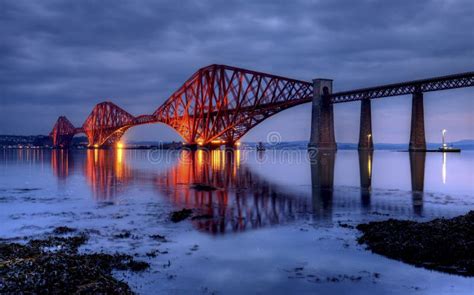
top-left (211, 139), bottom-right (225, 144)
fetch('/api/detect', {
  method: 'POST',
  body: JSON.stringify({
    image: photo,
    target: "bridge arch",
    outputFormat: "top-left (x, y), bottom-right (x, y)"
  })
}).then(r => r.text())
top-left (114, 121), bottom-right (188, 147)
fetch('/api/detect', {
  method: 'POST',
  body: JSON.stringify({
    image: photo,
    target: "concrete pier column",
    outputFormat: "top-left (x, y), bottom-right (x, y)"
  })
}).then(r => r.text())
top-left (308, 79), bottom-right (337, 150)
top-left (409, 91), bottom-right (426, 151)
top-left (358, 99), bottom-right (374, 150)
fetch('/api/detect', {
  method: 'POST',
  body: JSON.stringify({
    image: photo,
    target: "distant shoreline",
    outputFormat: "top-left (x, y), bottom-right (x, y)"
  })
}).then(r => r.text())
top-left (1, 135), bottom-right (473, 150)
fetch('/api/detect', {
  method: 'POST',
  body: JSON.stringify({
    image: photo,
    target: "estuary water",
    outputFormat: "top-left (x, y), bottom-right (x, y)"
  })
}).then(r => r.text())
top-left (1, 148), bottom-right (473, 294)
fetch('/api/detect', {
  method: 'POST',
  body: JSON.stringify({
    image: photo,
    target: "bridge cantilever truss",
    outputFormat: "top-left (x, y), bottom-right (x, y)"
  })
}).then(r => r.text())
top-left (153, 65), bottom-right (313, 144)
top-left (50, 65), bottom-right (473, 148)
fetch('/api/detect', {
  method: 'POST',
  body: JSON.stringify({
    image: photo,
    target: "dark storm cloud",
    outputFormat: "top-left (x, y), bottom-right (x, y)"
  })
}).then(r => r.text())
top-left (1, 0), bottom-right (473, 136)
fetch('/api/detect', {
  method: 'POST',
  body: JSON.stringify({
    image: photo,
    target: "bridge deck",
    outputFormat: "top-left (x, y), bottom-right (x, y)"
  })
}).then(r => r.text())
top-left (330, 71), bottom-right (474, 103)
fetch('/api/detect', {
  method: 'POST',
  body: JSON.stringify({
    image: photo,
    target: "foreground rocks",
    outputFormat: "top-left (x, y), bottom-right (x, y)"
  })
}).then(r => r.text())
top-left (357, 211), bottom-right (474, 276)
top-left (0, 228), bottom-right (149, 294)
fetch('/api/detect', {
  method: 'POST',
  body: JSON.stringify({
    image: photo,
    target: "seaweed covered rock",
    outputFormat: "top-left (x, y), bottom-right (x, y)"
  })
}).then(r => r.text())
top-left (357, 211), bottom-right (474, 276)
top-left (0, 233), bottom-right (149, 294)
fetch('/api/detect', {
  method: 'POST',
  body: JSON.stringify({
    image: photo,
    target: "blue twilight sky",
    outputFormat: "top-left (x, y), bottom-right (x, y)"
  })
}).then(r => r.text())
top-left (1, 0), bottom-right (473, 143)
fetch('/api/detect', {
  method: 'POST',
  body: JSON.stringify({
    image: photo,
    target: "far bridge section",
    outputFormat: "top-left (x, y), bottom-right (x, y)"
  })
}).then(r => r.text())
top-left (309, 71), bottom-right (474, 151)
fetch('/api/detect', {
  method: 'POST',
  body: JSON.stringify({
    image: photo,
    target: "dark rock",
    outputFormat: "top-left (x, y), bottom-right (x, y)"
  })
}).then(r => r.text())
top-left (123, 259), bottom-right (149, 272)
top-left (113, 231), bottom-right (132, 239)
top-left (357, 211), bottom-right (474, 276)
top-left (170, 208), bottom-right (193, 223)
top-left (338, 222), bottom-right (354, 229)
top-left (190, 183), bottom-right (218, 191)
top-left (13, 188), bottom-right (41, 193)
top-left (53, 226), bottom-right (77, 235)
top-left (146, 251), bottom-right (158, 258)
top-left (149, 234), bottom-right (167, 242)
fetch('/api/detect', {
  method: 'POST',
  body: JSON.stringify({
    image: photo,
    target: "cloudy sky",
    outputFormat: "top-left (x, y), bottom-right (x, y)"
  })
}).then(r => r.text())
top-left (1, 0), bottom-right (473, 143)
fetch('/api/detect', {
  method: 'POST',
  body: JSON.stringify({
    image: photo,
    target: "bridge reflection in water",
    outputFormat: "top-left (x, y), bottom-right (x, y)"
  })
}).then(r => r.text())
top-left (84, 149), bottom-right (132, 199)
top-left (155, 150), bottom-right (313, 234)
top-left (46, 148), bottom-right (432, 234)
top-left (51, 149), bottom-right (74, 180)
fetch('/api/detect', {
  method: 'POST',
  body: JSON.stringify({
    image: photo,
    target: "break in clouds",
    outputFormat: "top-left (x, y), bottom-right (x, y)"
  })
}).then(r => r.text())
top-left (1, 0), bottom-right (473, 141)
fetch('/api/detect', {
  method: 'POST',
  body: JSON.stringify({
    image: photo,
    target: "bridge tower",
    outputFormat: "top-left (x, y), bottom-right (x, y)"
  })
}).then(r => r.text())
top-left (409, 90), bottom-right (426, 151)
top-left (308, 79), bottom-right (337, 150)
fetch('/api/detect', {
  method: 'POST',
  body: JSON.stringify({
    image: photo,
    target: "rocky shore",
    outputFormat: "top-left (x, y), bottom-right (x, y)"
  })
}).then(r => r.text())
top-left (357, 211), bottom-right (474, 276)
top-left (0, 227), bottom-right (149, 294)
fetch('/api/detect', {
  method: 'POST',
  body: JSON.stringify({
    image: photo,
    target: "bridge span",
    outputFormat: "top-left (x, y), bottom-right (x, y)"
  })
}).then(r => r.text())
top-left (50, 65), bottom-right (473, 150)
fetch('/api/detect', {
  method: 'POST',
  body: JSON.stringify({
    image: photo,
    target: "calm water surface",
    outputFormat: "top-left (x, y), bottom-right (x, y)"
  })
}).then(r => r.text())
top-left (1, 149), bottom-right (473, 294)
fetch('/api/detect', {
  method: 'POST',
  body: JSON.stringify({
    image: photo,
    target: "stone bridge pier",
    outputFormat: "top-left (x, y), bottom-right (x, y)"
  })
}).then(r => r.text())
top-left (308, 79), bottom-right (337, 150)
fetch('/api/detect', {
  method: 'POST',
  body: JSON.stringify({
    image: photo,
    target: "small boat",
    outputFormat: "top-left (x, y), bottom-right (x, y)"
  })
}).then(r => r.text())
top-left (438, 146), bottom-right (461, 153)
top-left (256, 142), bottom-right (266, 151)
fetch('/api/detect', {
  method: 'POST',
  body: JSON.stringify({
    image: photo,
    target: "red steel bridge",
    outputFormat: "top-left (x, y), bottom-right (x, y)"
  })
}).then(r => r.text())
top-left (50, 64), bottom-right (474, 149)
